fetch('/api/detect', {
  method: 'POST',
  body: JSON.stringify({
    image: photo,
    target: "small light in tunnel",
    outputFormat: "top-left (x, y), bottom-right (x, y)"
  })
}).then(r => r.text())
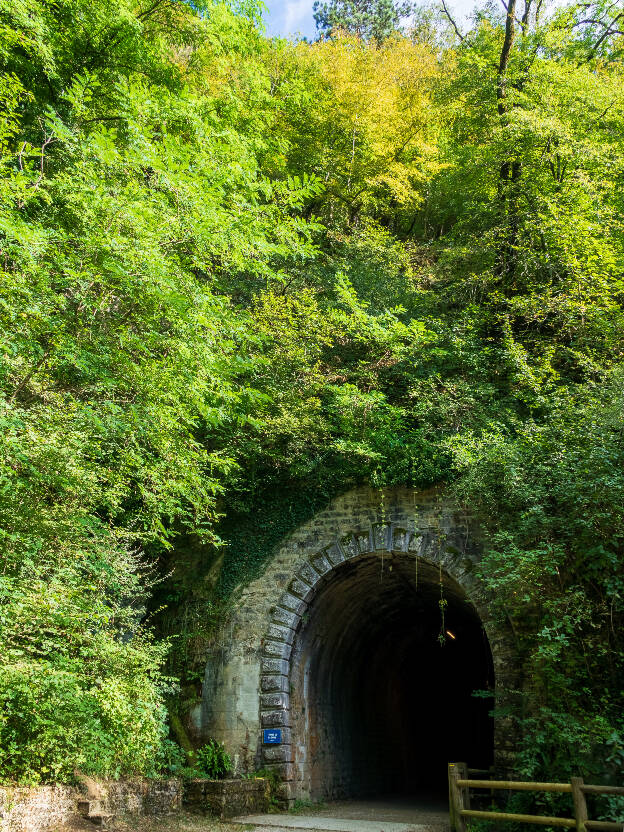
top-left (446, 630), bottom-right (456, 640)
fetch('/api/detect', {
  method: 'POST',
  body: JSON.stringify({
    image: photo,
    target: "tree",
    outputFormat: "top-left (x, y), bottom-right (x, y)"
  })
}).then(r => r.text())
top-left (313, 0), bottom-right (415, 41)
top-left (0, 0), bottom-right (319, 783)
top-left (265, 34), bottom-right (439, 232)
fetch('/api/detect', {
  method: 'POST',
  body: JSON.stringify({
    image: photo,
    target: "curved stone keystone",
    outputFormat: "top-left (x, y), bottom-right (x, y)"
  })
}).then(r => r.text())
top-left (372, 522), bottom-right (391, 550)
top-left (391, 526), bottom-right (411, 552)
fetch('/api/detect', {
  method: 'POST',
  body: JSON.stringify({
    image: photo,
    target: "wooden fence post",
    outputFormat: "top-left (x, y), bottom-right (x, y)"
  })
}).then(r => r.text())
top-left (449, 763), bottom-right (467, 832)
top-left (571, 777), bottom-right (588, 832)
top-left (457, 762), bottom-right (471, 811)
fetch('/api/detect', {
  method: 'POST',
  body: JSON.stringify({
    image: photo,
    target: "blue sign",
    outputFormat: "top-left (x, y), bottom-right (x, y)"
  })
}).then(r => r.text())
top-left (263, 729), bottom-right (282, 744)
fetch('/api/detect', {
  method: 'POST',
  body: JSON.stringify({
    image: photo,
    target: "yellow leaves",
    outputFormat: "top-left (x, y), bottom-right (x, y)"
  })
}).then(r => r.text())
top-left (272, 33), bottom-right (441, 220)
top-left (305, 34), bottom-right (437, 154)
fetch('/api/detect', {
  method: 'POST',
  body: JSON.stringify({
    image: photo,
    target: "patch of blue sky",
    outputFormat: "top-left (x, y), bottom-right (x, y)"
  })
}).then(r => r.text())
top-left (261, 0), bottom-right (479, 39)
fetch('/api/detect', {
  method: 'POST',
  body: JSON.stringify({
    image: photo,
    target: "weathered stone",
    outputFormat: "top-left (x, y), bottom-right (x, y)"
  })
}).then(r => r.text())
top-left (260, 658), bottom-right (289, 675)
top-left (340, 533), bottom-right (360, 558)
top-left (263, 763), bottom-right (295, 781)
top-left (0, 778), bottom-right (183, 831)
top-left (391, 526), bottom-right (411, 552)
top-left (262, 639), bottom-right (291, 660)
top-left (324, 542), bottom-right (345, 566)
top-left (184, 778), bottom-right (269, 819)
top-left (278, 592), bottom-right (306, 614)
top-left (260, 674), bottom-right (289, 692)
top-left (260, 692), bottom-right (289, 709)
top-left (355, 530), bottom-right (372, 553)
top-left (261, 709), bottom-right (291, 728)
top-left (262, 744), bottom-right (292, 763)
top-left (271, 607), bottom-right (299, 628)
top-left (408, 533), bottom-right (424, 554)
top-left (297, 562), bottom-right (321, 587)
top-left (372, 522), bottom-right (391, 550)
top-left (310, 552), bottom-right (332, 576)
top-left (265, 623), bottom-right (295, 645)
top-left (289, 578), bottom-right (314, 601)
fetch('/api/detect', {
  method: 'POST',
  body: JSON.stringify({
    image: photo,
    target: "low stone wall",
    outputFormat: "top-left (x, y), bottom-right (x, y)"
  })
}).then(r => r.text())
top-left (100, 777), bottom-right (182, 816)
top-left (0, 778), bottom-right (182, 831)
top-left (184, 777), bottom-right (269, 819)
top-left (0, 785), bottom-right (77, 832)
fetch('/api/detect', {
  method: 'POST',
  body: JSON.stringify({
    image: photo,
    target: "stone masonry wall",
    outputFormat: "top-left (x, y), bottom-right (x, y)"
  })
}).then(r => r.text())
top-left (201, 486), bottom-right (521, 799)
top-left (0, 786), bottom-right (77, 832)
top-left (184, 777), bottom-right (269, 818)
top-left (0, 778), bottom-right (182, 832)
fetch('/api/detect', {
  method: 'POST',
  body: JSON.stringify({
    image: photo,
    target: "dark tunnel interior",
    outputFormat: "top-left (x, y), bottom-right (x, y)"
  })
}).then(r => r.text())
top-left (289, 553), bottom-right (494, 801)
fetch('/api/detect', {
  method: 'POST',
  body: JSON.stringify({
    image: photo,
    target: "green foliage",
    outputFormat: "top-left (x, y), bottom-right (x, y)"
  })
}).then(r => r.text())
top-left (0, 0), bottom-right (317, 784)
top-left (253, 767), bottom-right (284, 810)
top-left (451, 379), bottom-right (624, 783)
top-left (313, 0), bottom-right (414, 41)
top-left (289, 797), bottom-right (327, 814)
top-left (1, 0), bottom-right (623, 792)
top-left (155, 740), bottom-right (189, 776)
top-left (194, 740), bottom-right (232, 780)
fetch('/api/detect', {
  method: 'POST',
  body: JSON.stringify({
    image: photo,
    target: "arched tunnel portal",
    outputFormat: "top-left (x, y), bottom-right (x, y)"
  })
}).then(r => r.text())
top-left (289, 554), bottom-right (494, 800)
top-left (199, 488), bottom-right (519, 804)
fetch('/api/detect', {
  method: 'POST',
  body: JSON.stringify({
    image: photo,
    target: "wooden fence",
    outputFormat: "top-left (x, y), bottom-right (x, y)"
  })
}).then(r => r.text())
top-left (448, 762), bottom-right (624, 832)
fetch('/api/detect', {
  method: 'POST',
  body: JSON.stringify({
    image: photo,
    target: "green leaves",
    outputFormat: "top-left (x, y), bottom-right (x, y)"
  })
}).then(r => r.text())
top-left (0, 0), bottom-right (322, 784)
top-left (313, 0), bottom-right (415, 42)
top-left (452, 378), bottom-right (624, 781)
top-left (1, 0), bottom-right (623, 790)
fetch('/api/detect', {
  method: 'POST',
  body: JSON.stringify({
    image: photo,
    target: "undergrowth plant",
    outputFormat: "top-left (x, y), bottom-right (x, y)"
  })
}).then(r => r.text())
top-left (195, 740), bottom-right (232, 780)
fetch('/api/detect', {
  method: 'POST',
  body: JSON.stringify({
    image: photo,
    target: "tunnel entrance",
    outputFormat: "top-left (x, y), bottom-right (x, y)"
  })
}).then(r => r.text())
top-left (289, 553), bottom-right (494, 801)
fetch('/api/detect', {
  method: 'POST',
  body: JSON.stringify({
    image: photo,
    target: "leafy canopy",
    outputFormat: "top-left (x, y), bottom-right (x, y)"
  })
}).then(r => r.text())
top-left (1, 0), bottom-right (623, 794)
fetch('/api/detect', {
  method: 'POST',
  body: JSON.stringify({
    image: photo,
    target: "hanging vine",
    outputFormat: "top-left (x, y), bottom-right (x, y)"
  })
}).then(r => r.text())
top-left (414, 544), bottom-right (418, 589)
top-left (438, 559), bottom-right (448, 646)
top-left (379, 487), bottom-right (387, 582)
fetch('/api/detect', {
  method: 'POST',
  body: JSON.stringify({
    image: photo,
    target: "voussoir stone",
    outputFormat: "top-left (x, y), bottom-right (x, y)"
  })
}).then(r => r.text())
top-left (289, 577), bottom-right (314, 601)
top-left (324, 542), bottom-right (345, 566)
top-left (265, 623), bottom-right (295, 645)
top-left (278, 592), bottom-right (306, 615)
top-left (310, 552), bottom-right (332, 576)
top-left (297, 561), bottom-right (321, 586)
top-left (262, 639), bottom-right (292, 660)
top-left (260, 674), bottom-right (289, 693)
top-left (271, 607), bottom-right (299, 628)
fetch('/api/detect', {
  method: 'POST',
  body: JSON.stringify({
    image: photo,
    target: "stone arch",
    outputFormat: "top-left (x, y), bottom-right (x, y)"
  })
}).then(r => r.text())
top-left (200, 487), bottom-right (519, 798)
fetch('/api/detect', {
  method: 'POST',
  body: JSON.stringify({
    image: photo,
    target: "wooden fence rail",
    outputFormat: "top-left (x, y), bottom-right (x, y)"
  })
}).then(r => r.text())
top-left (448, 762), bottom-right (624, 832)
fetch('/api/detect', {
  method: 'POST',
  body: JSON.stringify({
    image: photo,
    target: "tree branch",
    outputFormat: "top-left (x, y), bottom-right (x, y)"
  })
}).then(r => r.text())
top-left (440, 0), bottom-right (465, 41)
